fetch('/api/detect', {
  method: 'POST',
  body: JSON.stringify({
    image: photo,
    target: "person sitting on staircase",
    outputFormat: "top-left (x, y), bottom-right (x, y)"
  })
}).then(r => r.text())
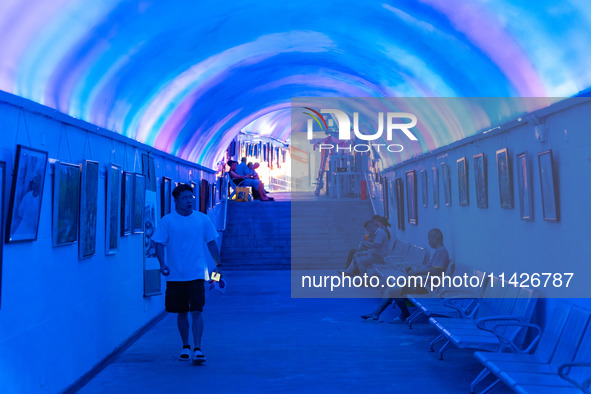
top-left (227, 160), bottom-right (273, 201)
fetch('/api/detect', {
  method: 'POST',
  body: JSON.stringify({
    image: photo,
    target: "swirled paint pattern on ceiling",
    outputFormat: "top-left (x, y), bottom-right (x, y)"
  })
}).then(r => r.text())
top-left (1, 0), bottom-right (590, 167)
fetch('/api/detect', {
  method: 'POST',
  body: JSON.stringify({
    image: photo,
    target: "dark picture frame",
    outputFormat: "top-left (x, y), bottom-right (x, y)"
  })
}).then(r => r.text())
top-left (389, 178), bottom-right (396, 218)
top-left (537, 150), bottom-right (559, 221)
top-left (52, 161), bottom-right (81, 247)
top-left (132, 173), bottom-right (146, 234)
top-left (141, 154), bottom-right (156, 192)
top-left (441, 162), bottom-right (451, 206)
top-left (0, 162), bottom-right (6, 308)
top-left (473, 153), bottom-right (488, 208)
top-left (200, 179), bottom-right (208, 214)
top-left (457, 157), bottom-right (469, 206)
top-left (421, 170), bottom-right (428, 207)
top-left (121, 172), bottom-right (133, 236)
top-left (432, 166), bottom-right (439, 209)
top-left (161, 177), bottom-right (172, 217)
top-left (382, 177), bottom-right (389, 220)
top-left (395, 177), bottom-right (405, 231)
top-left (6, 145), bottom-right (48, 243)
top-left (496, 148), bottom-right (513, 209)
top-left (105, 164), bottom-right (121, 255)
top-left (516, 153), bottom-right (533, 221)
top-left (211, 182), bottom-right (216, 208)
top-left (79, 160), bottom-right (99, 259)
top-left (190, 181), bottom-right (198, 211)
top-left (406, 170), bottom-right (417, 225)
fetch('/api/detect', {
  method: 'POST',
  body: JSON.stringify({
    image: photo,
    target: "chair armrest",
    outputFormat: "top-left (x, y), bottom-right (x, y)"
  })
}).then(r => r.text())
top-left (476, 315), bottom-right (524, 332)
top-left (383, 256), bottom-right (404, 264)
top-left (442, 298), bottom-right (479, 318)
top-left (558, 362), bottom-right (591, 391)
top-left (438, 288), bottom-right (482, 298)
top-left (488, 322), bottom-right (542, 353)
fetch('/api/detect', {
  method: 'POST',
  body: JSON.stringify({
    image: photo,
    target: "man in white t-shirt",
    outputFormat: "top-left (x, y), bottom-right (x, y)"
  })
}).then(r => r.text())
top-left (152, 184), bottom-right (222, 364)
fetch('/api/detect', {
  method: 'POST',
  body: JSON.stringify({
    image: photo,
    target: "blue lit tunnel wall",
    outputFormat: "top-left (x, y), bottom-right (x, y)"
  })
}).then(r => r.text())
top-left (2, 0), bottom-right (591, 168)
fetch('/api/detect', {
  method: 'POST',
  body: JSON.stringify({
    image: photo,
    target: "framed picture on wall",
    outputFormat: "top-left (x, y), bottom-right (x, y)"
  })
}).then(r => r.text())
top-left (132, 173), bottom-right (146, 234)
top-left (6, 145), bottom-right (48, 243)
top-left (457, 157), bottom-right (469, 206)
top-left (52, 161), bottom-right (81, 247)
top-left (79, 160), bottom-right (99, 259)
top-left (516, 153), bottom-right (533, 221)
top-left (121, 172), bottom-right (133, 236)
top-left (395, 177), bottom-right (405, 231)
top-left (441, 162), bottom-right (451, 206)
top-left (211, 182), bottom-right (216, 209)
top-left (190, 181), bottom-right (198, 211)
top-left (199, 179), bottom-right (208, 213)
top-left (473, 153), bottom-right (488, 208)
top-left (383, 177), bottom-right (389, 220)
top-left (105, 164), bottom-right (121, 255)
top-left (0, 162), bottom-right (5, 308)
top-left (141, 154), bottom-right (157, 192)
top-left (421, 170), bottom-right (428, 207)
top-left (496, 148), bottom-right (513, 208)
top-left (161, 177), bottom-right (172, 217)
top-left (406, 170), bottom-right (417, 225)
top-left (432, 166), bottom-right (439, 209)
top-left (389, 178), bottom-right (396, 218)
top-left (538, 150), bottom-right (559, 221)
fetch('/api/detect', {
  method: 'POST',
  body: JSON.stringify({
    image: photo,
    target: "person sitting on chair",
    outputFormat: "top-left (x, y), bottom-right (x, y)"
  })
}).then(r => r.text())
top-left (227, 160), bottom-right (273, 201)
top-left (361, 228), bottom-right (449, 322)
top-left (341, 220), bottom-right (389, 276)
top-left (236, 157), bottom-right (250, 177)
top-left (246, 162), bottom-right (261, 199)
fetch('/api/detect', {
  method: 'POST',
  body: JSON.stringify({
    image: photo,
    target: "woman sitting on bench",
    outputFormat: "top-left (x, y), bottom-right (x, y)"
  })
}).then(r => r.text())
top-left (227, 160), bottom-right (274, 201)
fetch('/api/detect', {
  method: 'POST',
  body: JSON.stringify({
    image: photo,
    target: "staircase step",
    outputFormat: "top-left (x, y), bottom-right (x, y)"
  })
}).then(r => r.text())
top-left (221, 198), bottom-right (372, 271)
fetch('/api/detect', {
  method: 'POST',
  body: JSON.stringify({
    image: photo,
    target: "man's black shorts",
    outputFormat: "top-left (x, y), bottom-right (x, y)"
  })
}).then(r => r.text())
top-left (165, 279), bottom-right (205, 313)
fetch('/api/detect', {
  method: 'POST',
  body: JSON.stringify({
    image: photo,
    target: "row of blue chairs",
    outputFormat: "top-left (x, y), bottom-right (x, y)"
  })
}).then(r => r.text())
top-left (371, 241), bottom-right (590, 393)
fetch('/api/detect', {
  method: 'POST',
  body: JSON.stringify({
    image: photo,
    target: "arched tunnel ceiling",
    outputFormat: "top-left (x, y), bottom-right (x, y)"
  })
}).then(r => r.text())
top-left (1, 0), bottom-right (591, 167)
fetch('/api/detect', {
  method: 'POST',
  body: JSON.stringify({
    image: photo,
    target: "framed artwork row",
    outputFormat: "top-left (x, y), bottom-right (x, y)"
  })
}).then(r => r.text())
top-left (392, 147), bottom-right (560, 229)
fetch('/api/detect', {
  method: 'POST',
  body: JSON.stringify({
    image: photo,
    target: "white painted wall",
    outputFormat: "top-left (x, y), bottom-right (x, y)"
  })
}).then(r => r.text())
top-left (0, 93), bottom-right (224, 393)
top-left (382, 97), bottom-right (591, 318)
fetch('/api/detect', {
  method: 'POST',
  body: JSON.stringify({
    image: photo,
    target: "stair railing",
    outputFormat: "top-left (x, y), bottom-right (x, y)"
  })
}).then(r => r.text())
top-left (218, 173), bottom-right (230, 232)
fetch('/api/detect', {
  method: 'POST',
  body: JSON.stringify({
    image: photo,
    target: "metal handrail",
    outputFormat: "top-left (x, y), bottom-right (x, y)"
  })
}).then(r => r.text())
top-left (364, 171), bottom-right (378, 215)
top-left (218, 173), bottom-right (230, 232)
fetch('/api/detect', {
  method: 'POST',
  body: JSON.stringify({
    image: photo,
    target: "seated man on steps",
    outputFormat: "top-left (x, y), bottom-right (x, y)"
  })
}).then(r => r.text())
top-left (227, 160), bottom-right (273, 201)
top-left (361, 228), bottom-right (449, 322)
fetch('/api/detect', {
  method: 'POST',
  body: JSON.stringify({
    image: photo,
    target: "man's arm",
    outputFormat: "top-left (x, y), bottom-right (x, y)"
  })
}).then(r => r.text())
top-left (229, 170), bottom-right (252, 180)
top-left (155, 243), bottom-right (169, 275)
top-left (207, 240), bottom-right (222, 271)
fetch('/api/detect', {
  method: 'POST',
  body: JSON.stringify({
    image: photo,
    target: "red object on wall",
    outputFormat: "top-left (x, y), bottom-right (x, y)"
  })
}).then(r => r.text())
top-left (360, 180), bottom-right (367, 200)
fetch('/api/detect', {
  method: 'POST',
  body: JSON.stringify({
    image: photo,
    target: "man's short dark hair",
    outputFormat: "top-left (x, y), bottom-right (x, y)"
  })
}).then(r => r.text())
top-left (428, 228), bottom-right (443, 242)
top-left (172, 184), bottom-right (194, 199)
top-left (227, 160), bottom-right (238, 166)
top-left (241, 157), bottom-right (247, 163)
top-left (372, 215), bottom-right (391, 227)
